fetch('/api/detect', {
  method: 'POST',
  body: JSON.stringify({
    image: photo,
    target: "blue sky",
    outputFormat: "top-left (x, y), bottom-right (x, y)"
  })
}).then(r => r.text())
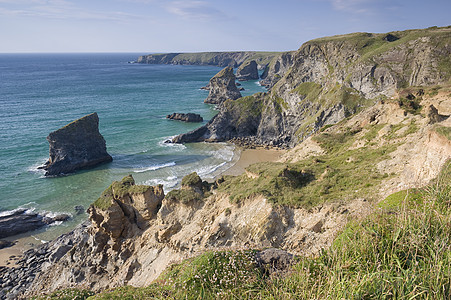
top-left (0, 0), bottom-right (450, 53)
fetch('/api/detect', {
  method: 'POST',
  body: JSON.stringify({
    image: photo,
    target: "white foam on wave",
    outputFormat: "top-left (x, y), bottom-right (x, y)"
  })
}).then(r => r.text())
top-left (196, 161), bottom-right (227, 178)
top-left (0, 205), bottom-right (38, 217)
top-left (209, 145), bottom-right (235, 162)
top-left (143, 176), bottom-right (179, 190)
top-left (27, 158), bottom-right (47, 175)
top-left (158, 137), bottom-right (187, 151)
top-left (31, 235), bottom-right (48, 244)
top-left (134, 161), bottom-right (176, 173)
top-left (255, 81), bottom-right (262, 86)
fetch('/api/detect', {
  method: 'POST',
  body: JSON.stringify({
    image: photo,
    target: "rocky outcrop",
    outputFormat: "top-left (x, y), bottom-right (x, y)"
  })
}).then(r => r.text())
top-left (17, 175), bottom-right (373, 297)
top-left (236, 60), bottom-right (259, 81)
top-left (6, 93), bottom-right (451, 297)
top-left (260, 51), bottom-right (295, 88)
top-left (204, 67), bottom-right (242, 105)
top-left (136, 52), bottom-right (278, 69)
top-left (166, 113), bottom-right (203, 122)
top-left (0, 208), bottom-right (70, 239)
top-left (40, 113), bottom-right (112, 176)
top-left (175, 26), bottom-right (451, 147)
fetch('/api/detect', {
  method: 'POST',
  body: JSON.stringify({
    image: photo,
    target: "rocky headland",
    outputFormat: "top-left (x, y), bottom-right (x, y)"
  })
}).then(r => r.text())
top-left (39, 113), bottom-right (113, 176)
top-left (204, 66), bottom-right (242, 106)
top-left (166, 113), bottom-right (203, 122)
top-left (1, 26), bottom-right (450, 299)
top-left (136, 51), bottom-right (278, 69)
top-left (173, 27), bottom-right (451, 148)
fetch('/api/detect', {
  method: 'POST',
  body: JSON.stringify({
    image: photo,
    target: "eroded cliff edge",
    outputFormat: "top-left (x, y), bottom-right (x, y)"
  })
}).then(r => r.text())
top-left (4, 86), bottom-right (449, 298)
top-left (173, 27), bottom-right (451, 148)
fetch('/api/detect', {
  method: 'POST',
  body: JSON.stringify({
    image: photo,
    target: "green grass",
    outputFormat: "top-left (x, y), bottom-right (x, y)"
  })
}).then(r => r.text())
top-left (181, 172), bottom-right (203, 187)
top-left (292, 82), bottom-right (323, 102)
top-left (32, 288), bottom-right (94, 300)
top-left (50, 162), bottom-right (450, 299)
top-left (92, 175), bottom-right (153, 210)
top-left (37, 161), bottom-right (450, 299)
top-left (166, 172), bottom-right (211, 204)
top-left (435, 125), bottom-right (451, 140)
top-left (218, 128), bottom-right (395, 208)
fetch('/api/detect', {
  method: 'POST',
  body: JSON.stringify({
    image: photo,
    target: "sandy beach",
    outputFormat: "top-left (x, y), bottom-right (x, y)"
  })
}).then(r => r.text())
top-left (0, 146), bottom-right (285, 267)
top-left (221, 147), bottom-right (286, 176)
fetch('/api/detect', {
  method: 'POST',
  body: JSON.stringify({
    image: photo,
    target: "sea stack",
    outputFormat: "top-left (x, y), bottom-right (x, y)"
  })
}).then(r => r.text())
top-left (236, 60), bottom-right (259, 81)
top-left (204, 66), bottom-right (242, 106)
top-left (41, 113), bottom-right (112, 176)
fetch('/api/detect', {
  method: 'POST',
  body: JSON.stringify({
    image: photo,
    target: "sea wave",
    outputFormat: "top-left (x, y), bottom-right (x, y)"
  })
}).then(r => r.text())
top-left (196, 161), bottom-right (227, 178)
top-left (134, 161), bottom-right (176, 173)
top-left (0, 207), bottom-right (35, 217)
top-left (143, 176), bottom-right (178, 190)
top-left (27, 158), bottom-right (48, 175)
top-left (208, 145), bottom-right (235, 162)
top-left (158, 137), bottom-right (187, 151)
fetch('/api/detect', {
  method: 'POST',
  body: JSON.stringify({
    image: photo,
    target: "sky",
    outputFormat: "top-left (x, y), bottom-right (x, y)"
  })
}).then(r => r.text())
top-left (0, 0), bottom-right (450, 53)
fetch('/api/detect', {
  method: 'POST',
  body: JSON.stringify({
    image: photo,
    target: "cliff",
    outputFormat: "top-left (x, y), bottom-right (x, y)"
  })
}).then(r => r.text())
top-left (136, 51), bottom-right (279, 69)
top-left (236, 60), bottom-right (259, 81)
top-left (40, 113), bottom-right (113, 176)
top-left (8, 84), bottom-right (450, 298)
top-left (174, 26), bottom-right (451, 147)
top-left (204, 66), bottom-right (242, 105)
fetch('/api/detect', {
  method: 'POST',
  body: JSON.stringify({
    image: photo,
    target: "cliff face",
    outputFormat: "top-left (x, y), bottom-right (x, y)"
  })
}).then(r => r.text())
top-left (174, 27), bottom-right (451, 147)
top-left (41, 113), bottom-right (112, 176)
top-left (15, 88), bottom-right (451, 297)
top-left (136, 51), bottom-right (279, 69)
top-left (236, 60), bottom-right (259, 81)
top-left (204, 67), bottom-right (242, 105)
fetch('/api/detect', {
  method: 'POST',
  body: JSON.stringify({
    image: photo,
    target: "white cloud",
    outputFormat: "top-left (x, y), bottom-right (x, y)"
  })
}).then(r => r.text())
top-left (166, 1), bottom-right (228, 20)
top-left (0, 0), bottom-right (142, 22)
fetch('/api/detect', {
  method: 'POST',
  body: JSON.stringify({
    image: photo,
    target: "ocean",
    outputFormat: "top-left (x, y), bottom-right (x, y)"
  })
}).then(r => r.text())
top-left (0, 53), bottom-right (266, 241)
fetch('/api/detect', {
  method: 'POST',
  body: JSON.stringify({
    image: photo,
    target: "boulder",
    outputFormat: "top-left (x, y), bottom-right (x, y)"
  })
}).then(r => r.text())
top-left (204, 67), bottom-right (242, 105)
top-left (236, 60), bottom-right (259, 81)
top-left (40, 113), bottom-right (112, 176)
top-left (255, 248), bottom-right (297, 275)
top-left (166, 113), bottom-right (203, 122)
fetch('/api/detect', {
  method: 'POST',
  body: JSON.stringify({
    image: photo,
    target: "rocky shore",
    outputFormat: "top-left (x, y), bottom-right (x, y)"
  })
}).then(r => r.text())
top-left (0, 209), bottom-right (70, 239)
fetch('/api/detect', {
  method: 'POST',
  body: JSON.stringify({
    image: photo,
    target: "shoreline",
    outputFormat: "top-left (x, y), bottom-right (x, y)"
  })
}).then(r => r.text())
top-left (0, 145), bottom-right (285, 267)
top-left (220, 146), bottom-right (285, 177)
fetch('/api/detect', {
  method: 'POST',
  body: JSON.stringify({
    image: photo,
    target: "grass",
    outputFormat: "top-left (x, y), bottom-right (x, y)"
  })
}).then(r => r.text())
top-left (92, 175), bottom-right (153, 210)
top-left (32, 288), bottom-right (94, 300)
top-left (292, 82), bottom-right (323, 102)
top-left (42, 161), bottom-right (450, 299)
top-left (435, 125), bottom-right (451, 140)
top-left (218, 127), bottom-right (395, 208)
top-left (166, 172), bottom-right (211, 204)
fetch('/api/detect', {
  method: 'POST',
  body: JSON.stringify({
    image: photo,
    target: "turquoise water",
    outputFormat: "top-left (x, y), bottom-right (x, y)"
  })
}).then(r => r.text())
top-left (0, 53), bottom-right (266, 240)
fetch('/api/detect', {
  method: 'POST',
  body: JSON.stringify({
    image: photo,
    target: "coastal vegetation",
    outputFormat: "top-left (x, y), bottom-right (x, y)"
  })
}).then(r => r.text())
top-left (34, 161), bottom-right (450, 299)
top-left (6, 26), bottom-right (450, 299)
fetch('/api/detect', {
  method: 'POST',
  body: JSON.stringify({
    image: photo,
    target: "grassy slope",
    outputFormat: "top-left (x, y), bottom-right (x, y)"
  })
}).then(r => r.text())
top-left (33, 161), bottom-right (450, 300)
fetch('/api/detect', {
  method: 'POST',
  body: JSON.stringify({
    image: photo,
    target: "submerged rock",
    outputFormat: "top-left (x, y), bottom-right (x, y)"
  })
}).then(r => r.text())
top-left (204, 67), bottom-right (242, 106)
top-left (236, 60), bottom-right (259, 81)
top-left (40, 113), bottom-right (112, 176)
top-left (166, 113), bottom-right (203, 122)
